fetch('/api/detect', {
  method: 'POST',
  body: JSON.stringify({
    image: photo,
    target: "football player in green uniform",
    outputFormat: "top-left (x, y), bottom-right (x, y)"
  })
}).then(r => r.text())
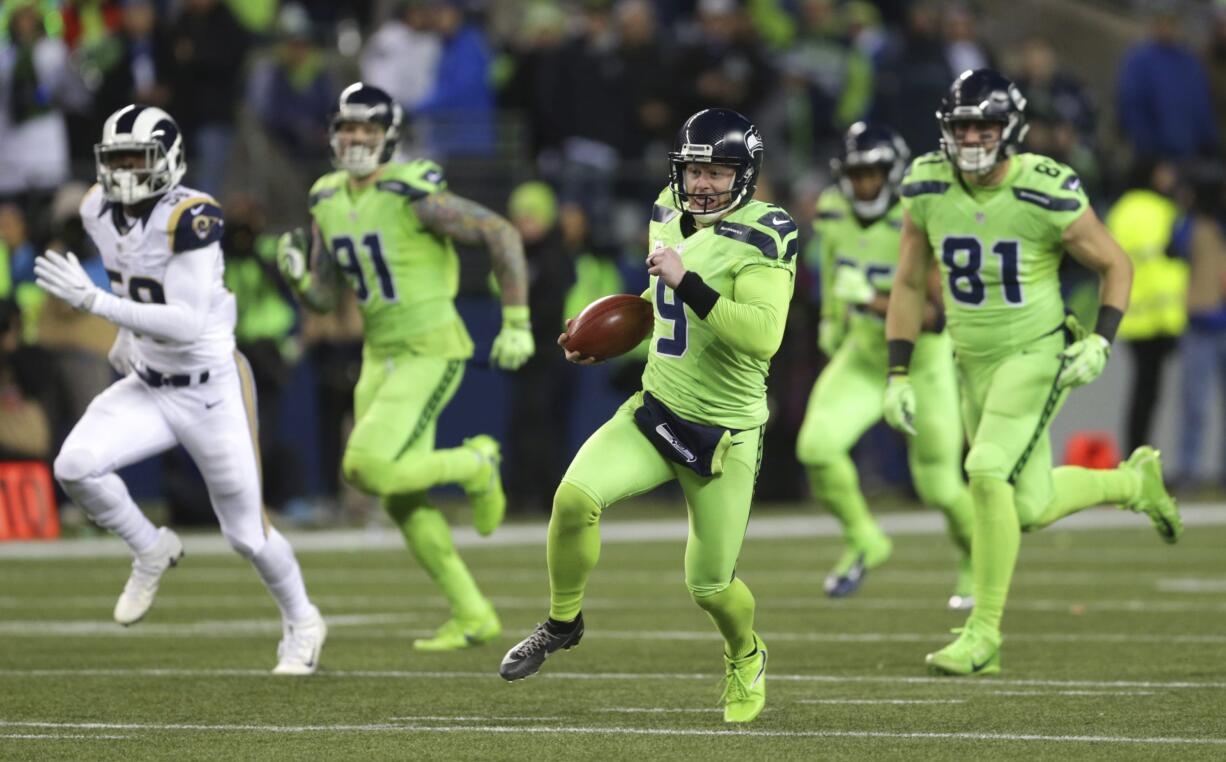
top-left (799, 122), bottom-right (974, 606)
top-left (499, 109), bottom-right (796, 723)
top-left (885, 70), bottom-right (1182, 676)
top-left (277, 84), bottom-right (533, 651)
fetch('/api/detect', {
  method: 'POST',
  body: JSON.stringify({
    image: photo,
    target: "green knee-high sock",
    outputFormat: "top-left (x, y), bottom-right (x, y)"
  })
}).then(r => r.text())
top-left (967, 477), bottom-right (1020, 634)
top-left (1026, 466), bottom-right (1142, 531)
top-left (807, 456), bottom-right (878, 541)
top-left (389, 501), bottom-right (487, 621)
top-left (548, 483), bottom-right (603, 622)
top-left (944, 487), bottom-right (975, 557)
top-left (692, 577), bottom-right (757, 659)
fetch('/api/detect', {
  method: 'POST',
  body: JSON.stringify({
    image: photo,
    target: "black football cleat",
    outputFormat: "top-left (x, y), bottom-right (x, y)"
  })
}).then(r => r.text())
top-left (499, 614), bottom-right (584, 681)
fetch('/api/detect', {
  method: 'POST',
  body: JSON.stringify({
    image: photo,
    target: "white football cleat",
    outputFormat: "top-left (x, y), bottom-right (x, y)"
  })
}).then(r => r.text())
top-left (273, 606), bottom-right (327, 675)
top-left (113, 527), bottom-right (184, 626)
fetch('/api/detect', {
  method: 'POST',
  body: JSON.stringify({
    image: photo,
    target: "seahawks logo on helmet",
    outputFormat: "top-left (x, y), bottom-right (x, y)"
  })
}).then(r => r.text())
top-left (95, 104), bottom-right (187, 205)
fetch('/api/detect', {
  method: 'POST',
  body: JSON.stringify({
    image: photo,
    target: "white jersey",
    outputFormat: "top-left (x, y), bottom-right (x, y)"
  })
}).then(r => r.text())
top-left (80, 183), bottom-right (236, 372)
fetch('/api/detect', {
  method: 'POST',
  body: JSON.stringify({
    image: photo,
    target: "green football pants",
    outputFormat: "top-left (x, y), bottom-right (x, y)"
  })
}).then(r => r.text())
top-left (341, 350), bottom-right (489, 620)
top-left (548, 392), bottom-right (763, 658)
top-left (796, 330), bottom-right (972, 553)
top-left (959, 330), bottom-right (1138, 633)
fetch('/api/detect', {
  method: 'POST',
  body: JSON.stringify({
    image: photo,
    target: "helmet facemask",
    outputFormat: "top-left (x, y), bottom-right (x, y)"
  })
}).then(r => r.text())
top-left (330, 121), bottom-right (387, 177)
top-left (669, 147), bottom-right (754, 225)
top-left (95, 141), bottom-right (176, 205)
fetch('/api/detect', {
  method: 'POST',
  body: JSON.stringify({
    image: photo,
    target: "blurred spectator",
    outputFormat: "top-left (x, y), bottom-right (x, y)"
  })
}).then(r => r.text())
top-left (844, 1), bottom-right (889, 64)
top-left (941, 2), bottom-right (992, 76)
top-left (503, 181), bottom-right (576, 513)
top-left (1117, 3), bottom-right (1216, 160)
top-left (1206, 4), bottom-right (1226, 158)
top-left (616, 0), bottom-right (676, 158)
top-left (222, 194), bottom-right (304, 514)
top-left (0, 0), bottom-right (80, 213)
top-left (496, 1), bottom-right (569, 160)
top-left (1172, 167), bottom-right (1226, 484)
top-left (245, 3), bottom-right (336, 160)
top-left (0, 299), bottom-right (51, 461)
top-left (412, 0), bottom-right (494, 157)
top-left (90, 0), bottom-right (172, 124)
top-left (546, 1), bottom-right (634, 249)
top-left (1013, 35), bottom-right (1096, 145)
top-left (164, 0), bottom-right (250, 197)
top-left (360, 0), bottom-right (441, 114)
top-left (301, 290), bottom-right (364, 513)
top-left (775, 0), bottom-right (871, 174)
top-left (675, 0), bottom-right (772, 122)
top-left (30, 184), bottom-right (116, 447)
top-left (874, 0), bottom-right (953, 155)
top-left (1106, 159), bottom-right (1187, 453)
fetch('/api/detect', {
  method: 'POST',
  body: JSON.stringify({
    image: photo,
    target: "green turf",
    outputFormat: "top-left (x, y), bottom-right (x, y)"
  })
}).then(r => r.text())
top-left (1, 510), bottom-right (1224, 760)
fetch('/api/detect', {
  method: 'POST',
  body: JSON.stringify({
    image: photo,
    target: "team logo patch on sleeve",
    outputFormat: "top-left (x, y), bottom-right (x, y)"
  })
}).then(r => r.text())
top-left (170, 198), bottom-right (224, 252)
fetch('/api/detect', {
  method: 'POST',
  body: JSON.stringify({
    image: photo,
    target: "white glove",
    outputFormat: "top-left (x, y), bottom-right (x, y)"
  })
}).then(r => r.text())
top-left (276, 230), bottom-right (312, 293)
top-left (108, 329), bottom-right (136, 375)
top-left (34, 250), bottom-right (100, 311)
top-left (832, 265), bottom-right (875, 306)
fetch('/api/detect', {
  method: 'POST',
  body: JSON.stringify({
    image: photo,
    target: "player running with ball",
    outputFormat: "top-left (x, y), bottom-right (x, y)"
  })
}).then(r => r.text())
top-left (884, 69), bottom-right (1182, 676)
top-left (500, 109), bottom-right (798, 723)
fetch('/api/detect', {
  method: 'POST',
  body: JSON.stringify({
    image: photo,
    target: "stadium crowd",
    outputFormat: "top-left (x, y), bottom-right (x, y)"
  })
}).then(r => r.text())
top-left (2, 0), bottom-right (1226, 524)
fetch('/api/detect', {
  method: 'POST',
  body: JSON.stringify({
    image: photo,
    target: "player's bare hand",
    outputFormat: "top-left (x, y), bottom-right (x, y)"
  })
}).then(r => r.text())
top-left (646, 246), bottom-right (685, 288)
top-left (558, 320), bottom-right (599, 364)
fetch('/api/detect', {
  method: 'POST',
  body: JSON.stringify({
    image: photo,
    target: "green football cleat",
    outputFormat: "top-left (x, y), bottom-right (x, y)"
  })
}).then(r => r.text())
top-left (926, 622), bottom-right (1001, 676)
top-left (720, 633), bottom-right (767, 723)
top-left (824, 529), bottom-right (892, 598)
top-left (462, 435), bottom-right (505, 537)
top-left (1122, 446), bottom-right (1182, 544)
top-left (413, 606), bottom-right (502, 652)
top-left (947, 555), bottom-right (974, 610)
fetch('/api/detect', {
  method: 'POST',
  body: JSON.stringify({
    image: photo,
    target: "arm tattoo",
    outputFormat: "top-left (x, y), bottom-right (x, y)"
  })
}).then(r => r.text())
top-left (413, 191), bottom-right (528, 306)
top-left (302, 219), bottom-right (340, 312)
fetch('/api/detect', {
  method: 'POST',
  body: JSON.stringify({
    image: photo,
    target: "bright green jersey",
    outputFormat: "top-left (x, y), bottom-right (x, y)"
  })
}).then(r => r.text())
top-left (814, 188), bottom-right (951, 364)
top-left (309, 160), bottom-right (473, 358)
top-left (814, 187), bottom-right (904, 341)
top-left (900, 151), bottom-right (1088, 359)
top-left (642, 188), bottom-right (798, 430)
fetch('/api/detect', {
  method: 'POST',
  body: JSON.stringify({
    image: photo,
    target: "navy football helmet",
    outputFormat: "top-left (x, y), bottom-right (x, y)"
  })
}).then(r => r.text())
top-left (329, 82), bottom-right (403, 176)
top-left (669, 108), bottom-right (764, 224)
top-left (831, 122), bottom-right (910, 220)
top-left (936, 69), bottom-right (1028, 174)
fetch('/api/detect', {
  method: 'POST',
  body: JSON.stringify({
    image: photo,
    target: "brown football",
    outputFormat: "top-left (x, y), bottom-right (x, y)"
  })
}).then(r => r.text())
top-left (564, 294), bottom-right (654, 361)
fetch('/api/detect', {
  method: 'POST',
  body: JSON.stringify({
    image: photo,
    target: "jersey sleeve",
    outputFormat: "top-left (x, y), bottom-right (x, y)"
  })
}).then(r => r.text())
top-left (1011, 155), bottom-right (1090, 235)
top-left (79, 184), bottom-right (105, 240)
top-left (165, 194), bottom-right (224, 253)
top-left (705, 264), bottom-right (793, 361)
top-left (899, 152), bottom-right (953, 232)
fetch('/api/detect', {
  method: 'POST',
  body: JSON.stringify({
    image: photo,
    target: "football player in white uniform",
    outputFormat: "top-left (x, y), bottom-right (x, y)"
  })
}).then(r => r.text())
top-left (35, 104), bottom-right (326, 675)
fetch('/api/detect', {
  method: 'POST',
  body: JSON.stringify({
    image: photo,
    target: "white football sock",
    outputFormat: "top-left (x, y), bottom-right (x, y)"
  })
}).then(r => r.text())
top-left (251, 528), bottom-right (314, 622)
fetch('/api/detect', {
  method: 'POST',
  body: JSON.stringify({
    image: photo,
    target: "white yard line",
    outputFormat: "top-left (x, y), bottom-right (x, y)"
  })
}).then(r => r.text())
top-left (796, 699), bottom-right (966, 705)
top-left (4, 505), bottom-right (1223, 560)
top-left (1, 733), bottom-right (131, 739)
top-left (0, 720), bottom-right (1222, 746)
top-left (1, 668), bottom-right (1223, 691)
top-left (986, 690), bottom-right (1156, 697)
top-left (4, 619), bottom-right (1226, 645)
top-left (1155, 579), bottom-right (1226, 593)
top-left (2, 594), bottom-right (1223, 616)
top-left (385, 716), bottom-right (564, 722)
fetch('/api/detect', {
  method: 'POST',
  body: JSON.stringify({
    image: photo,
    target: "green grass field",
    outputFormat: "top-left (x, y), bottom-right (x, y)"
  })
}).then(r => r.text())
top-left (2, 505), bottom-right (1225, 760)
